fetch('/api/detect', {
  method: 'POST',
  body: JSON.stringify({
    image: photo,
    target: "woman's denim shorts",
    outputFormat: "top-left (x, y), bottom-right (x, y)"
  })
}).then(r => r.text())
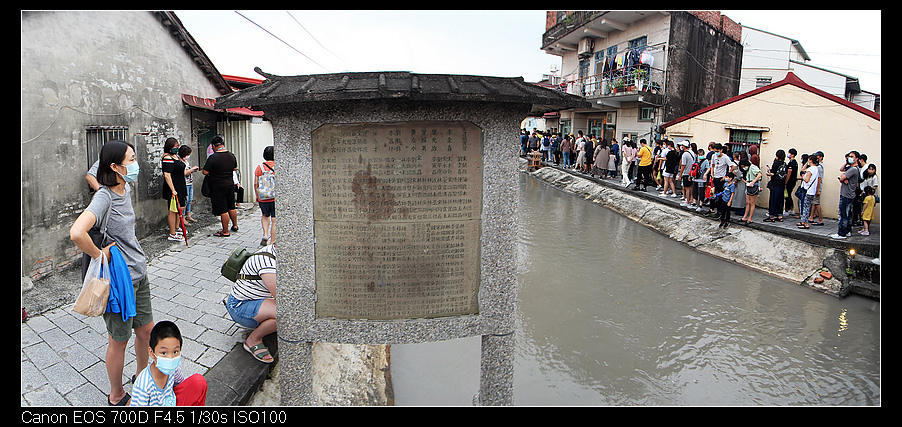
top-left (225, 294), bottom-right (263, 328)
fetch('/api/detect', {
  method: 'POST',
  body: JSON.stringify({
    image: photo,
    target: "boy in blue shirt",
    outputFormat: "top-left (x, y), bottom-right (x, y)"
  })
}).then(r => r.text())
top-left (714, 172), bottom-right (736, 228)
top-left (130, 321), bottom-right (207, 406)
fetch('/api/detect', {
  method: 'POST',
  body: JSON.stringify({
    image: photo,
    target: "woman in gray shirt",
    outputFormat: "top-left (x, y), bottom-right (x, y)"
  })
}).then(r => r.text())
top-left (70, 140), bottom-right (153, 406)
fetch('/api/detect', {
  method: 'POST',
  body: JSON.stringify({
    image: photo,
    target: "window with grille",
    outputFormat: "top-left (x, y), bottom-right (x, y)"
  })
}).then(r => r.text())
top-left (728, 129), bottom-right (762, 155)
top-left (86, 126), bottom-right (129, 169)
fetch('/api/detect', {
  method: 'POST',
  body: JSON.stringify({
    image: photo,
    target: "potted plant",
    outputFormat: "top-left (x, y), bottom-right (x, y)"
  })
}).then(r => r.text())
top-left (631, 68), bottom-right (648, 92)
top-left (649, 81), bottom-right (662, 94)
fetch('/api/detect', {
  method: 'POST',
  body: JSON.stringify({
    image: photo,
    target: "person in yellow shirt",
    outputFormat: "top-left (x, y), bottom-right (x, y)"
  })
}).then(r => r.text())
top-left (634, 139), bottom-right (653, 191)
top-left (858, 185), bottom-right (876, 236)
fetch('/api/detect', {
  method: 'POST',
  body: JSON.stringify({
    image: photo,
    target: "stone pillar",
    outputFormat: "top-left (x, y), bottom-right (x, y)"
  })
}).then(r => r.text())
top-left (216, 71), bottom-right (589, 405)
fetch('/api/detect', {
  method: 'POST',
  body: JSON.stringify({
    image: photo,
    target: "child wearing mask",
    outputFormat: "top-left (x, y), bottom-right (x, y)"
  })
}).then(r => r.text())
top-left (714, 172), bottom-right (736, 228)
top-left (130, 321), bottom-right (207, 406)
top-left (859, 186), bottom-right (876, 236)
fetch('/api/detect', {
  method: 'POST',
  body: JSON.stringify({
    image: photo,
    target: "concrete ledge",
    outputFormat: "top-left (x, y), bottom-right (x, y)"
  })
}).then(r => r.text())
top-left (204, 333), bottom-right (278, 406)
top-left (522, 160), bottom-right (878, 299)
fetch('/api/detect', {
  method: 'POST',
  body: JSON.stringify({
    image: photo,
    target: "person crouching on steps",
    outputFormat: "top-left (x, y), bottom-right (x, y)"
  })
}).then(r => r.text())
top-left (224, 244), bottom-right (277, 363)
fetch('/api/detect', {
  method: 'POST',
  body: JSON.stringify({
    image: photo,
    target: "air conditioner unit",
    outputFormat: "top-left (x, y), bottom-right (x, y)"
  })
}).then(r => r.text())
top-left (578, 38), bottom-right (594, 57)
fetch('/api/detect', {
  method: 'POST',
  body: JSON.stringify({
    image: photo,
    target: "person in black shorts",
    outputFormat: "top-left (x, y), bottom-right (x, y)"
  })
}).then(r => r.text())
top-left (203, 135), bottom-right (239, 237)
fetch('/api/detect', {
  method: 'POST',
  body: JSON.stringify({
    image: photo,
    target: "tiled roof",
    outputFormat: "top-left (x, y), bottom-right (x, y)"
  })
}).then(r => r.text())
top-left (215, 68), bottom-right (590, 116)
top-left (663, 72), bottom-right (879, 129)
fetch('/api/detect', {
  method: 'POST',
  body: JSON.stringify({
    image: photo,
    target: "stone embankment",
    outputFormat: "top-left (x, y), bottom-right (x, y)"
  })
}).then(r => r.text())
top-left (521, 158), bottom-right (877, 299)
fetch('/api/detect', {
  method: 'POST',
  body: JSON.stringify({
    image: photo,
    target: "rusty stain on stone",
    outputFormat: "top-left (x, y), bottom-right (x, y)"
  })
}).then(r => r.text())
top-left (351, 162), bottom-right (396, 222)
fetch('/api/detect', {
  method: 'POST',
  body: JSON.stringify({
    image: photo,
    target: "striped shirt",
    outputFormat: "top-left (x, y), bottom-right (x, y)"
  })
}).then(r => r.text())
top-left (231, 244), bottom-right (276, 300)
top-left (130, 363), bottom-right (186, 406)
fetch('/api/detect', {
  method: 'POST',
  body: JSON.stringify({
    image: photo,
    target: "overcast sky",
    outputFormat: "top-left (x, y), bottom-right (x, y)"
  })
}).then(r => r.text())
top-left (175, 10), bottom-right (880, 94)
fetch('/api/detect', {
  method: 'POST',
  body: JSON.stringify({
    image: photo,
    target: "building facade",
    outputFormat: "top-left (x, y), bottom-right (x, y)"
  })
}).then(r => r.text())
top-left (540, 11), bottom-right (743, 143)
top-left (662, 73), bottom-right (880, 223)
top-left (21, 11), bottom-right (264, 281)
top-left (738, 26), bottom-right (879, 114)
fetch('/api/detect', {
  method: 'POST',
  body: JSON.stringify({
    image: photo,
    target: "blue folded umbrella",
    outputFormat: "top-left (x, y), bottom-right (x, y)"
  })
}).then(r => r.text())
top-left (106, 245), bottom-right (136, 322)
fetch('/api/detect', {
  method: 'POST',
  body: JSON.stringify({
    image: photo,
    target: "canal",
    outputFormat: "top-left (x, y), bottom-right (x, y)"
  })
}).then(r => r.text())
top-left (390, 174), bottom-right (880, 405)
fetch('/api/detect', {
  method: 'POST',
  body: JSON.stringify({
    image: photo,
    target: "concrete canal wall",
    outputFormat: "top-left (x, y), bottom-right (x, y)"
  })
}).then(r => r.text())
top-left (519, 158), bottom-right (868, 299)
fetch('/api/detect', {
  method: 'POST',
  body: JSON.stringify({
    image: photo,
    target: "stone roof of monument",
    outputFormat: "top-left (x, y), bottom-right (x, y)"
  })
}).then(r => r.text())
top-left (214, 68), bottom-right (590, 116)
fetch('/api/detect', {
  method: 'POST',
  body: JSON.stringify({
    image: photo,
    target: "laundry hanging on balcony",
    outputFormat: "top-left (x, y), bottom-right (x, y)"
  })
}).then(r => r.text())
top-left (640, 49), bottom-right (654, 67)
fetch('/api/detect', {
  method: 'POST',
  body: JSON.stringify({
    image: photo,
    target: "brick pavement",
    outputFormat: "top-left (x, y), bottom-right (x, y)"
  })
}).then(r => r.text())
top-left (22, 206), bottom-right (270, 406)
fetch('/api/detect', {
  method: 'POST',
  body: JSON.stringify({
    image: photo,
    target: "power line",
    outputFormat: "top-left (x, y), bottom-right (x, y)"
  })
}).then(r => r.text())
top-left (285, 11), bottom-right (346, 65)
top-left (234, 10), bottom-right (331, 73)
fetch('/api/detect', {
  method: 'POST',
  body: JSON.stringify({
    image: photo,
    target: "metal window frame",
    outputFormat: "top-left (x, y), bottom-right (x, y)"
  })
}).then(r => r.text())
top-left (85, 126), bottom-right (129, 169)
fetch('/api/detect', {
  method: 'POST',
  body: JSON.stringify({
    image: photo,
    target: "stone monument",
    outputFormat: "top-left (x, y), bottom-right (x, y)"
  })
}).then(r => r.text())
top-left (216, 69), bottom-right (588, 405)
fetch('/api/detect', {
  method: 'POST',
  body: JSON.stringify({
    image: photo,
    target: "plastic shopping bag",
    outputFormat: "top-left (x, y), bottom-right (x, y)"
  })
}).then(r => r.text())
top-left (72, 252), bottom-right (110, 317)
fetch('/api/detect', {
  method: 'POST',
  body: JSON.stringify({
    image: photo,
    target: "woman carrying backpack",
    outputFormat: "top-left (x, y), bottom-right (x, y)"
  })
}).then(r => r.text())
top-left (254, 146), bottom-right (275, 246)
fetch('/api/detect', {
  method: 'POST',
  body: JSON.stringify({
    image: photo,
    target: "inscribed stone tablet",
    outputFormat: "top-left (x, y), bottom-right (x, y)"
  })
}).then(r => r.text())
top-left (312, 122), bottom-right (483, 320)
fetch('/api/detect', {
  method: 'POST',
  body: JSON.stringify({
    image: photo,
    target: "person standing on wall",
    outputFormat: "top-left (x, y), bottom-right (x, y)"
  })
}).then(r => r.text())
top-left (764, 149), bottom-right (788, 223)
top-left (783, 148), bottom-right (799, 218)
top-left (830, 151), bottom-right (860, 239)
top-left (633, 139), bottom-right (653, 191)
top-left (203, 135), bottom-right (239, 237)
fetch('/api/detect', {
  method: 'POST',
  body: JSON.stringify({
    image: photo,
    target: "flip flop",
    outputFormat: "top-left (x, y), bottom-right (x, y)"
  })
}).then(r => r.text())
top-left (108, 393), bottom-right (130, 406)
top-left (244, 342), bottom-right (274, 364)
top-left (213, 231), bottom-right (230, 237)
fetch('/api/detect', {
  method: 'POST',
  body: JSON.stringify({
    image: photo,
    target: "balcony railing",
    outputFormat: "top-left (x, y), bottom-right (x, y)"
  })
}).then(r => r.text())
top-left (541, 11), bottom-right (604, 49)
top-left (560, 64), bottom-right (665, 99)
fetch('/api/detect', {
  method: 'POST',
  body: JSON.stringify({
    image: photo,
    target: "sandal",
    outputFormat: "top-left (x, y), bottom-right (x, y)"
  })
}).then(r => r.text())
top-left (108, 393), bottom-right (131, 406)
top-left (231, 226), bottom-right (239, 232)
top-left (213, 231), bottom-right (230, 237)
top-left (244, 342), bottom-right (274, 364)
top-left (798, 224), bottom-right (810, 229)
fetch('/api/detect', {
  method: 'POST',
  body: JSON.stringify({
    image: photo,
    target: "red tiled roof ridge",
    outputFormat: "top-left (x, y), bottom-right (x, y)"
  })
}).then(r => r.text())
top-left (663, 72), bottom-right (879, 130)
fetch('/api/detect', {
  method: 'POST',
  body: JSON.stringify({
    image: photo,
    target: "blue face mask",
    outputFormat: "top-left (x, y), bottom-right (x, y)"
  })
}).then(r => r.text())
top-left (118, 162), bottom-right (140, 183)
top-left (153, 354), bottom-right (181, 375)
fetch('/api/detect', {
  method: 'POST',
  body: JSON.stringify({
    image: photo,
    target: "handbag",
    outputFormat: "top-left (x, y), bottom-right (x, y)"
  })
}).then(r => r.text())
top-left (201, 176), bottom-right (212, 197)
top-left (795, 183), bottom-right (807, 200)
top-left (72, 252), bottom-right (110, 317)
top-left (746, 182), bottom-right (761, 196)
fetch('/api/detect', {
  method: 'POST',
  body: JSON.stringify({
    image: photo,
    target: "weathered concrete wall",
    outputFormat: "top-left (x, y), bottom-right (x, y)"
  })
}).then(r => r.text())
top-left (525, 163), bottom-right (846, 296)
top-left (664, 11), bottom-right (743, 123)
top-left (21, 11), bottom-right (222, 280)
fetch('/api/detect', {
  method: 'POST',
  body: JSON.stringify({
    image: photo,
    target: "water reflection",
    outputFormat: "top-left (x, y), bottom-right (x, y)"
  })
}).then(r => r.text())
top-left (514, 174), bottom-right (879, 406)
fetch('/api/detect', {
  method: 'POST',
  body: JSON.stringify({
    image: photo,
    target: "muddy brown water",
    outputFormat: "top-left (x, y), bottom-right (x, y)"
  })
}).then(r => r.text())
top-left (389, 175), bottom-right (879, 406)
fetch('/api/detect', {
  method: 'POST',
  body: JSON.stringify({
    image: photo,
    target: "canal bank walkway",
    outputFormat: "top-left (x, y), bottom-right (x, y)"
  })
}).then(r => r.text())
top-left (22, 204), bottom-right (276, 407)
top-left (523, 157), bottom-right (880, 297)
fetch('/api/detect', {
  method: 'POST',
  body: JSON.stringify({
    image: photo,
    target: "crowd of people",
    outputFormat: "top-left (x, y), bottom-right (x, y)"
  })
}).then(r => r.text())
top-left (73, 136), bottom-right (278, 406)
top-left (520, 129), bottom-right (877, 236)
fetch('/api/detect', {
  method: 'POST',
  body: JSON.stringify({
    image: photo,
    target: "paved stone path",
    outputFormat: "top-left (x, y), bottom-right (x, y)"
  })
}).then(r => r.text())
top-left (22, 206), bottom-right (267, 406)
